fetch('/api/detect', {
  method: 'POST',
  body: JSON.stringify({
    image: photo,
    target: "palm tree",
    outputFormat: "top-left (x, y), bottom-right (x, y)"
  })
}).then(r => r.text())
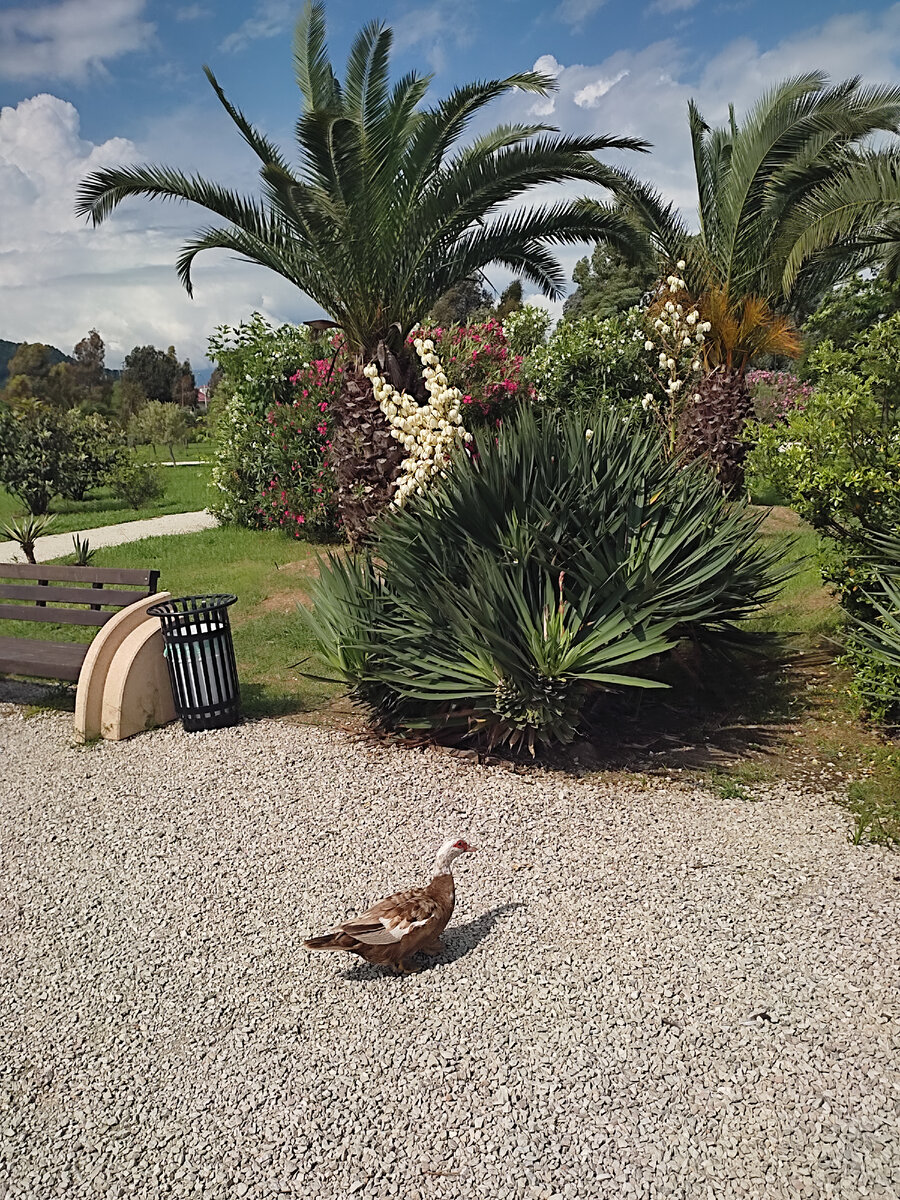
top-left (610, 73), bottom-right (900, 491)
top-left (76, 2), bottom-right (647, 539)
top-left (618, 73), bottom-right (900, 323)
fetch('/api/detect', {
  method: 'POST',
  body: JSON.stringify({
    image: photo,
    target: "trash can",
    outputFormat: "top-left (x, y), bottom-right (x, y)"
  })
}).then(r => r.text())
top-left (148, 594), bottom-right (240, 731)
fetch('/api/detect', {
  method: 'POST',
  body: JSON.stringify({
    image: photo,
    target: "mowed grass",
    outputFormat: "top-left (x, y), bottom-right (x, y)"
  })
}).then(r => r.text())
top-left (133, 440), bottom-right (212, 465)
top-left (746, 507), bottom-right (842, 643)
top-left (0, 461), bottom-right (213, 535)
top-left (0, 526), bottom-right (340, 720)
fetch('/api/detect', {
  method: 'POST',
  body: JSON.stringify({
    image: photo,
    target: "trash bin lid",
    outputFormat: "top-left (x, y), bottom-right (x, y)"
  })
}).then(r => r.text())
top-left (147, 593), bottom-right (237, 619)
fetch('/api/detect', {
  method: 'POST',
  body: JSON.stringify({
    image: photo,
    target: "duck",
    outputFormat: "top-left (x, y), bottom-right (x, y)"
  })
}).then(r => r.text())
top-left (304, 838), bottom-right (476, 973)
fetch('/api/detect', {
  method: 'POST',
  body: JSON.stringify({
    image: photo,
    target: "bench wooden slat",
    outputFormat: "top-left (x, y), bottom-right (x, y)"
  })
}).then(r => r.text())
top-left (0, 605), bottom-right (110, 627)
top-left (0, 583), bottom-right (149, 607)
top-left (0, 564), bottom-right (159, 588)
top-left (0, 636), bottom-right (88, 681)
top-left (0, 563), bottom-right (160, 683)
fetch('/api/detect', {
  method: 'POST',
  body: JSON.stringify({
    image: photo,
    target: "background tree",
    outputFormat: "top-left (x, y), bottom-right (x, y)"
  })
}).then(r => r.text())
top-left (429, 273), bottom-right (494, 326)
top-left (564, 243), bottom-right (657, 320)
top-left (495, 279), bottom-right (524, 319)
top-left (170, 358), bottom-right (197, 406)
top-left (2, 342), bottom-right (58, 405)
top-left (122, 344), bottom-right (181, 404)
top-left (77, 1), bottom-right (648, 540)
top-left (801, 269), bottom-right (900, 358)
top-left (128, 399), bottom-right (191, 463)
top-left (72, 329), bottom-right (112, 410)
top-left (112, 378), bottom-right (148, 426)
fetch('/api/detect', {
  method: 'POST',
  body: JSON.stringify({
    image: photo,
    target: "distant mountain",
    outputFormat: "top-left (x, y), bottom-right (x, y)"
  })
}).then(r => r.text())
top-left (0, 338), bottom-right (74, 385)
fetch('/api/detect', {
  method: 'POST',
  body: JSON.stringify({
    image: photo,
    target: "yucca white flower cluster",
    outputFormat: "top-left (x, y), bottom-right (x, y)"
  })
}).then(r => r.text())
top-left (636, 261), bottom-right (713, 419)
top-left (364, 336), bottom-right (473, 507)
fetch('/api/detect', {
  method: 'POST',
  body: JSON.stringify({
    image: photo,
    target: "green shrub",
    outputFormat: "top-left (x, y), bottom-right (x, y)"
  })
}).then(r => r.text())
top-left (110, 461), bottom-right (165, 509)
top-left (301, 406), bottom-right (788, 752)
top-left (746, 316), bottom-right (900, 721)
top-left (0, 404), bottom-right (122, 514)
top-left (503, 305), bottom-right (551, 356)
top-left (526, 311), bottom-right (648, 412)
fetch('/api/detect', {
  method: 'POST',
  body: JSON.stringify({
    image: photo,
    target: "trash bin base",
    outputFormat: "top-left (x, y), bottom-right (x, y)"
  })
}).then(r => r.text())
top-left (181, 702), bottom-right (240, 732)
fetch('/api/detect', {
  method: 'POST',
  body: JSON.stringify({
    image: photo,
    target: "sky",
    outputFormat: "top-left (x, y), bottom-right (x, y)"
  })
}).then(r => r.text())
top-left (2, 0), bottom-right (900, 375)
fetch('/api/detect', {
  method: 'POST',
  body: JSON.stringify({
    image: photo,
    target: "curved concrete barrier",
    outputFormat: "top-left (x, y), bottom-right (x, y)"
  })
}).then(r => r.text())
top-left (100, 621), bottom-right (176, 740)
top-left (75, 592), bottom-right (173, 741)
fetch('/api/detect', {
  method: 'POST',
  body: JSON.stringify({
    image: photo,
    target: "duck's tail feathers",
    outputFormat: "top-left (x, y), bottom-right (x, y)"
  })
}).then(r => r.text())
top-left (304, 931), bottom-right (354, 952)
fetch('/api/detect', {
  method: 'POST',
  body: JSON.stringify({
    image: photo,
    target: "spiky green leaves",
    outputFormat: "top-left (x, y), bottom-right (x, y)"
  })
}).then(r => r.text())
top-left (300, 407), bottom-right (789, 752)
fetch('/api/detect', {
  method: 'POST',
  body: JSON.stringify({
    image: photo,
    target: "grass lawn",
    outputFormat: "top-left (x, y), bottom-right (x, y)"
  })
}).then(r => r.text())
top-left (133, 440), bottom-right (212, 465)
top-left (0, 460), bottom-right (212, 535)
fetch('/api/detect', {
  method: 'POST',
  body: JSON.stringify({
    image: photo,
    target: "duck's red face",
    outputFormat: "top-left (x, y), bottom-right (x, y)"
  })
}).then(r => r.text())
top-left (453, 839), bottom-right (476, 853)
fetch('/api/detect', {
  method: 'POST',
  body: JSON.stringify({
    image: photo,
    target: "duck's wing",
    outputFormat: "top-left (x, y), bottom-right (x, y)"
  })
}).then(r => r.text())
top-left (340, 886), bottom-right (441, 946)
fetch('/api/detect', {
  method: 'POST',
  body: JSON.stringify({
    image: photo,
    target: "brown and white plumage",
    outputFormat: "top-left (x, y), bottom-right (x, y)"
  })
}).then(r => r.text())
top-left (304, 838), bottom-right (476, 972)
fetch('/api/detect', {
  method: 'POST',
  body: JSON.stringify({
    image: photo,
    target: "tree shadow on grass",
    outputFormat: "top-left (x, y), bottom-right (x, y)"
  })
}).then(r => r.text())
top-left (550, 637), bottom-right (836, 775)
top-left (337, 901), bottom-right (525, 982)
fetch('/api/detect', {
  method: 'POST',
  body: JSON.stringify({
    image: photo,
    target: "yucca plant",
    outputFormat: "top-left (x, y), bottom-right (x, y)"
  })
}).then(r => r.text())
top-left (300, 407), bottom-right (789, 753)
top-left (75, 1), bottom-right (647, 541)
top-left (1, 513), bottom-right (56, 565)
top-left (848, 529), bottom-right (900, 700)
top-left (70, 534), bottom-right (96, 566)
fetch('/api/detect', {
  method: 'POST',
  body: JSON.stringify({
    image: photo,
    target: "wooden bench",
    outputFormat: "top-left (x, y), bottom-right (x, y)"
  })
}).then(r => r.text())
top-left (0, 564), bottom-right (160, 683)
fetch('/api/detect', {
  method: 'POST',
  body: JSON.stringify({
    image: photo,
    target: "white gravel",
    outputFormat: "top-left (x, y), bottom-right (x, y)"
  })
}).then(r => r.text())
top-left (1, 708), bottom-right (898, 1200)
top-left (0, 510), bottom-right (218, 564)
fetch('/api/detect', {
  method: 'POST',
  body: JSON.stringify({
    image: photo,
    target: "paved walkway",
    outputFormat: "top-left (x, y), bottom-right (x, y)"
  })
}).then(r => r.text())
top-left (0, 510), bottom-right (219, 564)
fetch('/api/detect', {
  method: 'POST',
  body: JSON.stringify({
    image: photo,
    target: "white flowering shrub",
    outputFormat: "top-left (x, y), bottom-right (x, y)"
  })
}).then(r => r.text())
top-left (364, 336), bottom-right (472, 507)
top-left (526, 310), bottom-right (648, 412)
top-left (503, 304), bottom-right (552, 356)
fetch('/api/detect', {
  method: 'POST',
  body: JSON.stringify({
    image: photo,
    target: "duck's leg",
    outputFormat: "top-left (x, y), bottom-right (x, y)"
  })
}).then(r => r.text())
top-left (392, 959), bottom-right (419, 975)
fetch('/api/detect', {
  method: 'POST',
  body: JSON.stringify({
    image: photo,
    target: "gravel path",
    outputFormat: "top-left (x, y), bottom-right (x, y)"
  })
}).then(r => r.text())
top-left (1, 709), bottom-right (898, 1200)
top-left (0, 511), bottom-right (218, 564)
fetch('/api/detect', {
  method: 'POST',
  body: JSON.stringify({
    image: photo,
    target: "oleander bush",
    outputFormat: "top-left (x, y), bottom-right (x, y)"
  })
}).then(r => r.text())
top-left (207, 314), bottom-right (341, 539)
top-left (301, 406), bottom-right (788, 752)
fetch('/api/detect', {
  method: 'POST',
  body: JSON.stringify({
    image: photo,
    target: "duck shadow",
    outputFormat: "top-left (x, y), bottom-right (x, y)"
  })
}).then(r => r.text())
top-left (338, 901), bottom-right (525, 982)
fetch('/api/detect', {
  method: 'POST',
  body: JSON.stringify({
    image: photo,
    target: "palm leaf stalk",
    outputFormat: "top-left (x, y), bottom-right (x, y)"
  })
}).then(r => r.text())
top-left (76, 2), bottom-right (648, 540)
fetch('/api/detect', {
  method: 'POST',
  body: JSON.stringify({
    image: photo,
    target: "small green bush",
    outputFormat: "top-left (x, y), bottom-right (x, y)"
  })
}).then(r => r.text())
top-left (747, 316), bottom-right (900, 719)
top-left (110, 461), bottom-right (165, 509)
top-left (301, 406), bottom-right (789, 752)
top-left (0, 404), bottom-right (122, 514)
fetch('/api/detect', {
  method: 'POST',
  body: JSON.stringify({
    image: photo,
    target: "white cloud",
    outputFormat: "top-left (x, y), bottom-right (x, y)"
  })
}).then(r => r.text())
top-left (557, 0), bottom-right (607, 27)
top-left (574, 70), bottom-right (629, 108)
top-left (647, 0), bottom-right (699, 13)
top-left (504, 5), bottom-right (900, 227)
top-left (0, 93), bottom-right (323, 369)
top-left (176, 4), bottom-right (210, 20)
top-left (218, 0), bottom-right (294, 54)
top-left (0, 0), bottom-right (154, 83)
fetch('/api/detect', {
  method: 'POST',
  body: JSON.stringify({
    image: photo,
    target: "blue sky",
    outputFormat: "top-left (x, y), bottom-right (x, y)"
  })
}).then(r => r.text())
top-left (2, 0), bottom-right (900, 372)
